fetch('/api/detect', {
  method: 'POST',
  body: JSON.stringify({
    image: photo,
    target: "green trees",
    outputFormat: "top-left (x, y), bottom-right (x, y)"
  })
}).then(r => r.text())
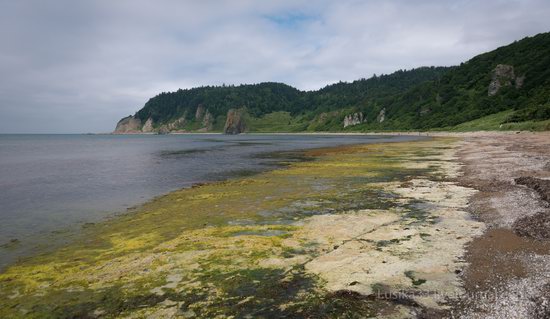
top-left (135, 82), bottom-right (301, 124)
top-left (130, 32), bottom-right (550, 131)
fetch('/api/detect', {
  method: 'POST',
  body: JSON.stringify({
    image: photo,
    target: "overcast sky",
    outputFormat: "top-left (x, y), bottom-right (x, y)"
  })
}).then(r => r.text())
top-left (0, 0), bottom-right (549, 133)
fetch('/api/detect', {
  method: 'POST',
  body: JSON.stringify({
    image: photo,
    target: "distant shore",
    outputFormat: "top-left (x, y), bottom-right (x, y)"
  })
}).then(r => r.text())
top-left (106, 129), bottom-right (545, 137)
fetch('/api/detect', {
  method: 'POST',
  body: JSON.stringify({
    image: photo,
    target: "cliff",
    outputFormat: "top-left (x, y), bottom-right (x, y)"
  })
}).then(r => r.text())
top-left (114, 116), bottom-right (142, 134)
top-left (223, 108), bottom-right (247, 134)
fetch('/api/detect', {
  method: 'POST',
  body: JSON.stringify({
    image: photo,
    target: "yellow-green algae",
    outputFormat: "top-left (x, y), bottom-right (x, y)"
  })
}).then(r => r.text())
top-left (0, 138), bottom-right (477, 318)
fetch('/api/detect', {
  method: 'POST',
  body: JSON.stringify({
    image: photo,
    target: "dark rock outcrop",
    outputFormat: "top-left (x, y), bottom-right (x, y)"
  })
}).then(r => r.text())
top-left (224, 108), bottom-right (247, 134)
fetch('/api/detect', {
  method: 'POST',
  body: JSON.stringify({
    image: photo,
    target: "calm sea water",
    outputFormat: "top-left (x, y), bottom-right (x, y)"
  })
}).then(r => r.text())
top-left (0, 133), bottom-right (420, 268)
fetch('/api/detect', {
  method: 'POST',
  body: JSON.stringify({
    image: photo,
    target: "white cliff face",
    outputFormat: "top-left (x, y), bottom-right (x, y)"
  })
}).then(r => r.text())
top-left (114, 116), bottom-right (142, 133)
top-left (159, 115), bottom-right (187, 133)
top-left (377, 108), bottom-right (386, 123)
top-left (115, 105), bottom-right (215, 134)
top-left (141, 118), bottom-right (154, 132)
top-left (195, 105), bottom-right (213, 132)
top-left (343, 112), bottom-right (365, 128)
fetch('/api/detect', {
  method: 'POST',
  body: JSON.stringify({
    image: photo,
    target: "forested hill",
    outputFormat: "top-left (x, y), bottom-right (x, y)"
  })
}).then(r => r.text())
top-left (115, 32), bottom-right (550, 134)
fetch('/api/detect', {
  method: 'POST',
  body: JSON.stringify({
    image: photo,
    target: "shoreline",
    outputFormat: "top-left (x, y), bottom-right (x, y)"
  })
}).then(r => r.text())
top-left (5, 130), bottom-right (543, 138)
top-left (0, 132), bottom-right (549, 317)
top-left (0, 134), bottom-right (419, 272)
top-left (448, 132), bottom-right (550, 318)
top-left (94, 128), bottom-right (544, 136)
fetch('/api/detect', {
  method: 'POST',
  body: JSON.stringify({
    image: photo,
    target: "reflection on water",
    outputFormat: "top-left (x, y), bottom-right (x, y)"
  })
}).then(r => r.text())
top-left (0, 133), bottom-right (421, 268)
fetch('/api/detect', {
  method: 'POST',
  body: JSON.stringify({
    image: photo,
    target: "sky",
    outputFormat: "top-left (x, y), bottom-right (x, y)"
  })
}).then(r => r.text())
top-left (0, 0), bottom-right (549, 133)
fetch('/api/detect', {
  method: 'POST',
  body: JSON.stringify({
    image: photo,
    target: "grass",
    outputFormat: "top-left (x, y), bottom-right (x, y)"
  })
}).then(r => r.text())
top-left (448, 110), bottom-right (515, 131)
top-left (498, 119), bottom-right (550, 131)
top-left (154, 108), bottom-right (549, 133)
top-left (444, 110), bottom-right (550, 132)
top-left (404, 271), bottom-right (427, 286)
top-left (246, 111), bottom-right (308, 132)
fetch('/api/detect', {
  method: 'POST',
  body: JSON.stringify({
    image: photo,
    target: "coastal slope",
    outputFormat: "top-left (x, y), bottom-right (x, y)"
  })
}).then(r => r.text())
top-left (114, 32), bottom-right (550, 134)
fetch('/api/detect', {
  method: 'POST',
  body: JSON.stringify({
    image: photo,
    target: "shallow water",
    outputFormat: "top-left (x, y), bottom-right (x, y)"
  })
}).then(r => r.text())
top-left (2, 136), bottom-right (470, 318)
top-left (0, 133), bottom-right (420, 267)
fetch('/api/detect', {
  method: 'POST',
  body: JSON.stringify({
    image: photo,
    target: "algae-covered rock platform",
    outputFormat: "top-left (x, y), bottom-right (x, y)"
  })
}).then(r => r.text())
top-left (0, 138), bottom-right (483, 318)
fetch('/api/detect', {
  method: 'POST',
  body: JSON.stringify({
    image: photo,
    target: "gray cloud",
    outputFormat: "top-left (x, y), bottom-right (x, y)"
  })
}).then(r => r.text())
top-left (0, 0), bottom-right (549, 133)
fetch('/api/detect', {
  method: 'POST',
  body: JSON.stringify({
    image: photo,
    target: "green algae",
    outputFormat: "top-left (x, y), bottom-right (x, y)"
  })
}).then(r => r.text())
top-left (0, 138), bottom-right (458, 318)
top-left (404, 271), bottom-right (427, 287)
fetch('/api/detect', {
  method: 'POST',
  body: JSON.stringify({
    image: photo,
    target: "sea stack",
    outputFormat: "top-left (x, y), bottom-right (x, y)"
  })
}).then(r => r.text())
top-left (223, 108), bottom-right (247, 134)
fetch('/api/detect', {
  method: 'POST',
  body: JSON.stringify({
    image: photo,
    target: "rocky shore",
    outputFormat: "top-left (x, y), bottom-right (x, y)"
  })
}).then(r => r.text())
top-left (448, 132), bottom-right (550, 319)
top-left (0, 133), bottom-right (549, 318)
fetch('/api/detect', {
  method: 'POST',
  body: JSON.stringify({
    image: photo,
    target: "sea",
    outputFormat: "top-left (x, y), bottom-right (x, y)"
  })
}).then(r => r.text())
top-left (0, 133), bottom-right (420, 268)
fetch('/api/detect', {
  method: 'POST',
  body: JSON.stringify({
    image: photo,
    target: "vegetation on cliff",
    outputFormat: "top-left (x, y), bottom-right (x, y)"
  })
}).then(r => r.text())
top-left (116, 32), bottom-right (550, 133)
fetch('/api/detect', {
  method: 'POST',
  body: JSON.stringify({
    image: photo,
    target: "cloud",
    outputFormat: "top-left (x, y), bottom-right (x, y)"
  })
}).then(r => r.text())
top-left (0, 0), bottom-right (549, 133)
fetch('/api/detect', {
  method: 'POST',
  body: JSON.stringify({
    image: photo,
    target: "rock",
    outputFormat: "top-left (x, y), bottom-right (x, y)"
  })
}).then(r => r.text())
top-left (530, 283), bottom-right (550, 319)
top-left (202, 110), bottom-right (213, 129)
top-left (194, 105), bottom-right (214, 131)
top-left (515, 75), bottom-right (526, 88)
top-left (488, 64), bottom-right (525, 96)
top-left (114, 116), bottom-right (142, 133)
top-left (141, 117), bottom-right (154, 133)
top-left (195, 104), bottom-right (205, 120)
top-left (224, 108), bottom-right (247, 134)
top-left (515, 176), bottom-right (550, 204)
top-left (170, 118), bottom-right (186, 131)
top-left (309, 111), bottom-right (340, 130)
top-left (138, 107), bottom-right (212, 134)
top-left (317, 112), bottom-right (329, 123)
top-left (512, 177), bottom-right (550, 240)
top-left (158, 126), bottom-right (170, 135)
top-left (193, 105), bottom-right (213, 132)
top-left (513, 211), bottom-right (550, 240)
top-left (197, 109), bottom-right (213, 132)
top-left (162, 114), bottom-right (187, 132)
top-left (343, 112), bottom-right (365, 128)
top-left (377, 108), bottom-right (386, 123)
